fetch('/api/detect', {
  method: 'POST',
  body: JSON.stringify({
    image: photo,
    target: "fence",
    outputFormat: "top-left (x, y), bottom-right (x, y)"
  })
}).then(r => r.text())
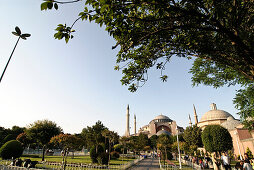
top-left (0, 156), bottom-right (143, 170)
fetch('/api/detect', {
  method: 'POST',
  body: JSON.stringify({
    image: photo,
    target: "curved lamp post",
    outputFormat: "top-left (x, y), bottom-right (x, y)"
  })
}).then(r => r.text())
top-left (0, 26), bottom-right (31, 83)
top-left (176, 126), bottom-right (182, 169)
top-left (234, 131), bottom-right (243, 160)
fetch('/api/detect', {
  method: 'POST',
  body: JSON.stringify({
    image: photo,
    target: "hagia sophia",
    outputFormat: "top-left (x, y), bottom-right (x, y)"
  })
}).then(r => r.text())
top-left (124, 103), bottom-right (254, 158)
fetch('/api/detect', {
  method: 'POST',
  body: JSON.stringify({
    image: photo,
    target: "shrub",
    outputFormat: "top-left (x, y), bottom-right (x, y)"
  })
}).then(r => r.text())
top-left (110, 151), bottom-right (120, 160)
top-left (90, 145), bottom-right (104, 163)
top-left (0, 140), bottom-right (23, 159)
top-left (97, 152), bottom-right (109, 165)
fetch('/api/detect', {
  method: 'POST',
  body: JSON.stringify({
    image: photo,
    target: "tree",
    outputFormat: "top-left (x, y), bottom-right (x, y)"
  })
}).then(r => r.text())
top-left (102, 129), bottom-right (119, 162)
top-left (183, 125), bottom-right (202, 154)
top-left (233, 84), bottom-right (254, 130)
top-left (81, 121), bottom-right (106, 152)
top-left (190, 58), bottom-right (254, 129)
top-left (136, 133), bottom-right (149, 153)
top-left (201, 125), bottom-right (232, 154)
top-left (149, 135), bottom-right (158, 150)
top-left (41, 0), bottom-right (254, 92)
top-left (26, 120), bottom-right (62, 161)
top-left (246, 147), bottom-right (253, 159)
top-left (16, 132), bottom-right (31, 148)
top-left (157, 134), bottom-right (173, 164)
top-left (50, 134), bottom-right (83, 156)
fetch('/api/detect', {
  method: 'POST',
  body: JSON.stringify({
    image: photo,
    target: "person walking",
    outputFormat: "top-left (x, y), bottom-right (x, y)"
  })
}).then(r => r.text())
top-left (243, 160), bottom-right (252, 170)
top-left (221, 152), bottom-right (231, 170)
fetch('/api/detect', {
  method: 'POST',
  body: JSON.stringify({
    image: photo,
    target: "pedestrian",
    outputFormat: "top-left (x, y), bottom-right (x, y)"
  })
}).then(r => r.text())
top-left (221, 152), bottom-right (231, 170)
top-left (244, 153), bottom-right (250, 164)
top-left (243, 160), bottom-right (252, 170)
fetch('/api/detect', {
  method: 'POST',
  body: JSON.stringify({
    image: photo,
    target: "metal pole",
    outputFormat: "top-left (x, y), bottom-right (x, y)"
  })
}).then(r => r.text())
top-left (234, 131), bottom-right (243, 160)
top-left (176, 127), bottom-right (182, 169)
top-left (0, 36), bottom-right (20, 83)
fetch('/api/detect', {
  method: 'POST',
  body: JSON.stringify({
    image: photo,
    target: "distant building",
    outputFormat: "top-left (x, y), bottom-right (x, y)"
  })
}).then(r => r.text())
top-left (124, 105), bottom-right (183, 138)
top-left (193, 103), bottom-right (254, 159)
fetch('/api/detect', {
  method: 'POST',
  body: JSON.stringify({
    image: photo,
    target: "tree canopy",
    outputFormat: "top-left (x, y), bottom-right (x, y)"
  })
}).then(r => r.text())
top-left (41, 0), bottom-right (254, 92)
top-left (201, 125), bottom-right (232, 153)
top-left (41, 0), bottom-right (254, 128)
top-left (26, 120), bottom-right (62, 161)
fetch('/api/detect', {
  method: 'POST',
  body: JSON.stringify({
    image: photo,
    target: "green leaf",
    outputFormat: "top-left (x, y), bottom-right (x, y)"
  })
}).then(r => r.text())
top-left (54, 3), bottom-right (58, 10)
top-left (47, 2), bottom-right (53, 9)
top-left (41, 2), bottom-right (48, 11)
top-left (12, 32), bottom-right (19, 36)
top-left (22, 34), bottom-right (31, 37)
top-left (15, 26), bottom-right (21, 35)
top-left (20, 36), bottom-right (27, 40)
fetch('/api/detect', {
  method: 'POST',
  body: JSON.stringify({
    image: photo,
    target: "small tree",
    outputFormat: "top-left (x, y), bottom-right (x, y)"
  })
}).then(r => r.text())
top-left (246, 147), bottom-right (253, 159)
top-left (157, 134), bottom-right (172, 164)
top-left (26, 120), bottom-right (62, 161)
top-left (202, 125), bottom-right (232, 154)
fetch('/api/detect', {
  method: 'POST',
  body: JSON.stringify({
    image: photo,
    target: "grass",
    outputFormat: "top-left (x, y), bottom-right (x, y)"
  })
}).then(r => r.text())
top-left (20, 154), bottom-right (135, 165)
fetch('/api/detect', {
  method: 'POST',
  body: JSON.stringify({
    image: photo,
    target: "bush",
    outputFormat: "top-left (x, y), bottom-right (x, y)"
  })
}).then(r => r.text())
top-left (97, 152), bottom-right (109, 165)
top-left (0, 140), bottom-right (23, 159)
top-left (90, 145), bottom-right (104, 163)
top-left (110, 151), bottom-right (120, 160)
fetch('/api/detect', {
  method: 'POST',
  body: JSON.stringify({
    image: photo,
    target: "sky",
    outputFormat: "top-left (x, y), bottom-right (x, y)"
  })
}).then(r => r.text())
top-left (0, 0), bottom-right (241, 136)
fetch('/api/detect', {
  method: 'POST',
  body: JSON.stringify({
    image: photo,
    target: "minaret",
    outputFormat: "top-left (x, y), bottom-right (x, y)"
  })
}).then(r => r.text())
top-left (188, 114), bottom-right (192, 127)
top-left (125, 105), bottom-right (130, 137)
top-left (134, 114), bottom-right (136, 135)
top-left (193, 104), bottom-right (198, 124)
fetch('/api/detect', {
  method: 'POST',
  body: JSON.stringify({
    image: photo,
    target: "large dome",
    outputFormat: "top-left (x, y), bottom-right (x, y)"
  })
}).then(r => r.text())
top-left (200, 109), bottom-right (233, 122)
top-left (154, 115), bottom-right (170, 120)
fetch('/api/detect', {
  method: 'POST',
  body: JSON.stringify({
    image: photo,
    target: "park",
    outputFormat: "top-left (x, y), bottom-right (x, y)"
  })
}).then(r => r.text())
top-left (0, 0), bottom-right (254, 169)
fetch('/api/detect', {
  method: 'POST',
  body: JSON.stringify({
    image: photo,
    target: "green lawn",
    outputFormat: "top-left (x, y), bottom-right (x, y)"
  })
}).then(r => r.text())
top-left (20, 154), bottom-right (135, 165)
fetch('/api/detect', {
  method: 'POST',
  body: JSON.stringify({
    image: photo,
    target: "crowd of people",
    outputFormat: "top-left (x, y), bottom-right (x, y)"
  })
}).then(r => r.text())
top-left (184, 152), bottom-right (254, 170)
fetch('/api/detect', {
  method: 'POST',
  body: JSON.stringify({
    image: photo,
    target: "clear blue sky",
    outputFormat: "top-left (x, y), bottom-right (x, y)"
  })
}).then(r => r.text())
top-left (0, 0), bottom-right (240, 135)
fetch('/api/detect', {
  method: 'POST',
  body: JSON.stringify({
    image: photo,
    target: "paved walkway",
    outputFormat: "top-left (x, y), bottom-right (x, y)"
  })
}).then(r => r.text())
top-left (129, 157), bottom-right (160, 170)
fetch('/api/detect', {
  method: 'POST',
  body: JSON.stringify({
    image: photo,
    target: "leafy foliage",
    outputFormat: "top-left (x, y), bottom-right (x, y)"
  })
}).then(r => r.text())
top-left (183, 125), bottom-right (202, 148)
top-left (50, 134), bottom-right (83, 151)
top-left (41, 0), bottom-right (254, 92)
top-left (16, 132), bottom-right (31, 148)
top-left (201, 125), bottom-right (232, 153)
top-left (233, 84), bottom-right (254, 129)
top-left (81, 121), bottom-right (107, 150)
top-left (26, 120), bottom-right (63, 146)
top-left (26, 120), bottom-right (62, 161)
top-left (246, 147), bottom-right (253, 159)
top-left (0, 140), bottom-right (23, 159)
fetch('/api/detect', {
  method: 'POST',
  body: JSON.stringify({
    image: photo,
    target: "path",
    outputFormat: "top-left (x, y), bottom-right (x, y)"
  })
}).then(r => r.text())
top-left (129, 157), bottom-right (160, 170)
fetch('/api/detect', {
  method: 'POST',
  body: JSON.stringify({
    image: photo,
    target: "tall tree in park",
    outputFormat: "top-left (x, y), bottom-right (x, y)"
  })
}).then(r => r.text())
top-left (50, 134), bottom-right (83, 157)
top-left (183, 125), bottom-right (202, 154)
top-left (102, 129), bottom-right (119, 162)
top-left (201, 125), bottom-right (233, 154)
top-left (81, 121), bottom-right (107, 155)
top-left (26, 120), bottom-right (63, 161)
top-left (136, 133), bottom-right (149, 153)
top-left (157, 134), bottom-right (173, 163)
top-left (149, 135), bottom-right (158, 151)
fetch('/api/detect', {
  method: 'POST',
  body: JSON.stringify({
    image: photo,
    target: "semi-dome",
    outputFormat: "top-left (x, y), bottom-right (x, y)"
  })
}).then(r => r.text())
top-left (221, 117), bottom-right (241, 131)
top-left (156, 130), bottom-right (171, 136)
top-left (200, 103), bottom-right (233, 122)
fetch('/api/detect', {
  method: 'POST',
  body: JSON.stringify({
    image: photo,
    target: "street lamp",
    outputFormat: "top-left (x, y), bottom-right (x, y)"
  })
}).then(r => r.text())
top-left (176, 126), bottom-right (182, 169)
top-left (234, 131), bottom-right (243, 160)
top-left (0, 26), bottom-right (31, 83)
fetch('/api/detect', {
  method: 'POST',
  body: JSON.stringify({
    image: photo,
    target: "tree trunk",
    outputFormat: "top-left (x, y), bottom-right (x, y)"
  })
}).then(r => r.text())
top-left (42, 145), bottom-right (46, 161)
